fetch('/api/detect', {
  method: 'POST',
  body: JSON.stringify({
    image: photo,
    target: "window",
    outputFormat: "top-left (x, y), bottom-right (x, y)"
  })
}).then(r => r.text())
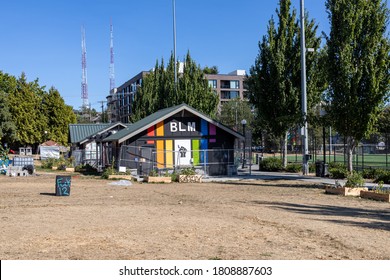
top-left (221, 91), bottom-right (230, 99)
top-left (230, 80), bottom-right (239, 89)
top-left (230, 91), bottom-right (239, 99)
top-left (221, 80), bottom-right (230, 89)
top-left (221, 80), bottom-right (239, 89)
top-left (221, 91), bottom-right (240, 99)
top-left (208, 79), bottom-right (217, 88)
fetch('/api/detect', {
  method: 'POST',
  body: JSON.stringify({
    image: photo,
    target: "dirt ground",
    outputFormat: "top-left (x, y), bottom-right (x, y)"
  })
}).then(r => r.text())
top-left (0, 172), bottom-right (389, 260)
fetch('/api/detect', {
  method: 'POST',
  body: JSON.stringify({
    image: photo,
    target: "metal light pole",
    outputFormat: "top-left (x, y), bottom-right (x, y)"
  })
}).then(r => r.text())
top-left (173, 0), bottom-right (177, 89)
top-left (300, 0), bottom-right (309, 175)
top-left (241, 119), bottom-right (247, 169)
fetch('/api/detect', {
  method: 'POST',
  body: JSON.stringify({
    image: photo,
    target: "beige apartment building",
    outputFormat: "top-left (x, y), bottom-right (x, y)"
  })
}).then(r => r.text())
top-left (107, 69), bottom-right (247, 123)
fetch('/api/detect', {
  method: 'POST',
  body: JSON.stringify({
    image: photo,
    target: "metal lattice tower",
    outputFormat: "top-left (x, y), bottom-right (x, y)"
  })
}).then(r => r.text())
top-left (109, 20), bottom-right (115, 92)
top-left (81, 25), bottom-right (89, 108)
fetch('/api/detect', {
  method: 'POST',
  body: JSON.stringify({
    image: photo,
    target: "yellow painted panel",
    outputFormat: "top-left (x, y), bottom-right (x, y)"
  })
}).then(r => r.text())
top-left (156, 140), bottom-right (165, 168)
top-left (165, 140), bottom-right (173, 168)
top-left (156, 121), bottom-right (164, 136)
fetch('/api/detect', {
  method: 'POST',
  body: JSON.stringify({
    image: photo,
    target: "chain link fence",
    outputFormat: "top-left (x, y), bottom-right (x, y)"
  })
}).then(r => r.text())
top-left (117, 145), bottom-right (251, 176)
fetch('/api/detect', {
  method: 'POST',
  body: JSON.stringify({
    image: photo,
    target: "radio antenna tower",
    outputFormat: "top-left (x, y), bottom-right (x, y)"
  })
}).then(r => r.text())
top-left (81, 25), bottom-right (89, 108)
top-left (109, 20), bottom-right (115, 92)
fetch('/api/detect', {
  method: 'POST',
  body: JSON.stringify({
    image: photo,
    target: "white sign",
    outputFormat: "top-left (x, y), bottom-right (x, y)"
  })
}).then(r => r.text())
top-left (170, 122), bottom-right (196, 133)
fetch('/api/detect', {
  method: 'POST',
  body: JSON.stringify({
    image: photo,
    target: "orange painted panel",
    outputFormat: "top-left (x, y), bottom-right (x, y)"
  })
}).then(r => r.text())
top-left (156, 140), bottom-right (165, 168)
top-left (165, 140), bottom-right (173, 168)
top-left (156, 121), bottom-right (164, 136)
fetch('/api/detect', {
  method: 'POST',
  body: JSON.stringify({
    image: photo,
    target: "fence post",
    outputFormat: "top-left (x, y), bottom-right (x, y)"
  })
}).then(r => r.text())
top-left (203, 150), bottom-right (206, 175)
top-left (355, 145), bottom-right (358, 171)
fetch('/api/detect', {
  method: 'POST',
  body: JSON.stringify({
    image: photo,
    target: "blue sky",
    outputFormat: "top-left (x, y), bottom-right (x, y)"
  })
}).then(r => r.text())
top-left (1, 0), bottom-right (382, 110)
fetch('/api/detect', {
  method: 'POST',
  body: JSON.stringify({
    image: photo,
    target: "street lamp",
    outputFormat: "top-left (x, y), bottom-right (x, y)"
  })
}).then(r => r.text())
top-left (241, 119), bottom-right (247, 168)
top-left (300, 0), bottom-right (310, 175)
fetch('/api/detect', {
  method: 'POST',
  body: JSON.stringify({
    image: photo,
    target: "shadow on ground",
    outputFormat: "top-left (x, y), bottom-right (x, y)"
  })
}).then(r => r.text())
top-left (251, 201), bottom-right (390, 231)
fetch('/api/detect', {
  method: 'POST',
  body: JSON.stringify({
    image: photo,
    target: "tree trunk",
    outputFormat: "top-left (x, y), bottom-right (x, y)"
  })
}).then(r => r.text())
top-left (346, 136), bottom-right (356, 173)
top-left (282, 132), bottom-right (288, 168)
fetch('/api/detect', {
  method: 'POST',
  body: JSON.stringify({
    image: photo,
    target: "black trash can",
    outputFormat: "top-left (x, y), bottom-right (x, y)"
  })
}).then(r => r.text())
top-left (315, 161), bottom-right (329, 177)
top-left (315, 161), bottom-right (323, 177)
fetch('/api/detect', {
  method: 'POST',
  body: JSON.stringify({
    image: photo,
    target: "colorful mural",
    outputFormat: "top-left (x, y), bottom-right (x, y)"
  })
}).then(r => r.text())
top-left (141, 118), bottom-right (219, 169)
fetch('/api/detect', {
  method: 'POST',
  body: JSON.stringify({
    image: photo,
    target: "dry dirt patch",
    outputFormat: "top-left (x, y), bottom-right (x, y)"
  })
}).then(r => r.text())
top-left (0, 173), bottom-right (389, 260)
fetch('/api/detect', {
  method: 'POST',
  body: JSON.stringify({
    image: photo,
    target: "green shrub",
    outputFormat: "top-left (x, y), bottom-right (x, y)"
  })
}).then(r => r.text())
top-left (171, 171), bottom-right (179, 182)
top-left (101, 167), bottom-right (113, 179)
top-left (374, 170), bottom-right (390, 184)
top-left (345, 172), bottom-right (365, 188)
top-left (362, 168), bottom-right (387, 180)
top-left (328, 162), bottom-right (348, 179)
top-left (285, 163), bottom-right (301, 173)
top-left (259, 157), bottom-right (283, 172)
top-left (40, 158), bottom-right (57, 169)
top-left (180, 167), bottom-right (196, 175)
top-left (309, 162), bottom-right (315, 173)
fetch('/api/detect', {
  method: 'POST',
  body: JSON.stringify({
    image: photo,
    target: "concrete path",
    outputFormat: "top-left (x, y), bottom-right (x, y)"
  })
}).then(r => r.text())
top-left (203, 164), bottom-right (390, 190)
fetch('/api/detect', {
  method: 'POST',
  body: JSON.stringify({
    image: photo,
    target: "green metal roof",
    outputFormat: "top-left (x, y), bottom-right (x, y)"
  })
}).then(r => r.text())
top-left (69, 123), bottom-right (126, 144)
top-left (103, 103), bottom-right (244, 143)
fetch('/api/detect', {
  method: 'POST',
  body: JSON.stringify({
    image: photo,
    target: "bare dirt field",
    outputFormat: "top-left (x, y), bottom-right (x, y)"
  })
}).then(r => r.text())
top-left (0, 172), bottom-right (389, 260)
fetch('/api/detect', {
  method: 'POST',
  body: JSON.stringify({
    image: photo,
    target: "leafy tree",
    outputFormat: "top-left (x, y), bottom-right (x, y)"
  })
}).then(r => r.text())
top-left (377, 105), bottom-right (390, 135)
top-left (247, 0), bottom-right (323, 166)
top-left (325, 0), bottom-right (390, 172)
top-left (131, 51), bottom-right (219, 122)
top-left (0, 72), bottom-right (18, 146)
top-left (8, 73), bottom-right (47, 147)
top-left (216, 98), bottom-right (254, 133)
top-left (42, 87), bottom-right (77, 145)
top-left (203, 66), bottom-right (219, 74)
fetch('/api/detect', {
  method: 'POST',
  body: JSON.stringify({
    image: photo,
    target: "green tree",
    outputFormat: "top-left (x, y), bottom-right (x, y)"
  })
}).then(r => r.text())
top-left (325, 0), bottom-right (390, 172)
top-left (203, 66), bottom-right (219, 74)
top-left (377, 105), bottom-right (390, 135)
top-left (8, 73), bottom-right (47, 147)
top-left (247, 0), bottom-right (323, 166)
top-left (0, 72), bottom-right (18, 146)
top-left (216, 98), bottom-right (254, 133)
top-left (42, 87), bottom-right (77, 145)
top-left (131, 51), bottom-right (219, 122)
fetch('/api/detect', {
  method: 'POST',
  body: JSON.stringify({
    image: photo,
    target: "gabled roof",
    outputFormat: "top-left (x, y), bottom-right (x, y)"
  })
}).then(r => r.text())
top-left (69, 122), bottom-right (127, 144)
top-left (103, 103), bottom-right (244, 144)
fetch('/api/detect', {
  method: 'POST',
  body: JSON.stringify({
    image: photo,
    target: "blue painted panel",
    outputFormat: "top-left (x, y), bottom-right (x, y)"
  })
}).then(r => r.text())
top-left (200, 119), bottom-right (208, 136)
top-left (200, 139), bottom-right (208, 163)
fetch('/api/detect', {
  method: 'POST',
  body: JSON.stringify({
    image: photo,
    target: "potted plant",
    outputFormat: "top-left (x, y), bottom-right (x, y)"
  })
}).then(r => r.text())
top-left (360, 181), bottom-right (390, 202)
top-left (325, 172), bottom-right (367, 196)
top-left (145, 169), bottom-right (172, 183)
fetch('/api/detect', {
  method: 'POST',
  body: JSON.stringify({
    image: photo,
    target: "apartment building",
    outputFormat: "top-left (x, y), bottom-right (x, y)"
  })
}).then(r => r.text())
top-left (205, 70), bottom-right (248, 107)
top-left (107, 69), bottom-right (247, 123)
top-left (106, 71), bottom-right (149, 123)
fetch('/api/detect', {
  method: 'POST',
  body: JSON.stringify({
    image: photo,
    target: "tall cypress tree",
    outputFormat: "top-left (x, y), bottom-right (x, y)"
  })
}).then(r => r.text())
top-left (325, 0), bottom-right (390, 172)
top-left (131, 51), bottom-right (218, 122)
top-left (247, 0), bottom-right (324, 167)
top-left (42, 87), bottom-right (77, 145)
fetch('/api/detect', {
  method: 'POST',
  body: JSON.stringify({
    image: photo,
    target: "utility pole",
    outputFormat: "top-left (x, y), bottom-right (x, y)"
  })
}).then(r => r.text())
top-left (300, 0), bottom-right (309, 175)
top-left (173, 0), bottom-right (177, 91)
top-left (98, 101), bottom-right (106, 123)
